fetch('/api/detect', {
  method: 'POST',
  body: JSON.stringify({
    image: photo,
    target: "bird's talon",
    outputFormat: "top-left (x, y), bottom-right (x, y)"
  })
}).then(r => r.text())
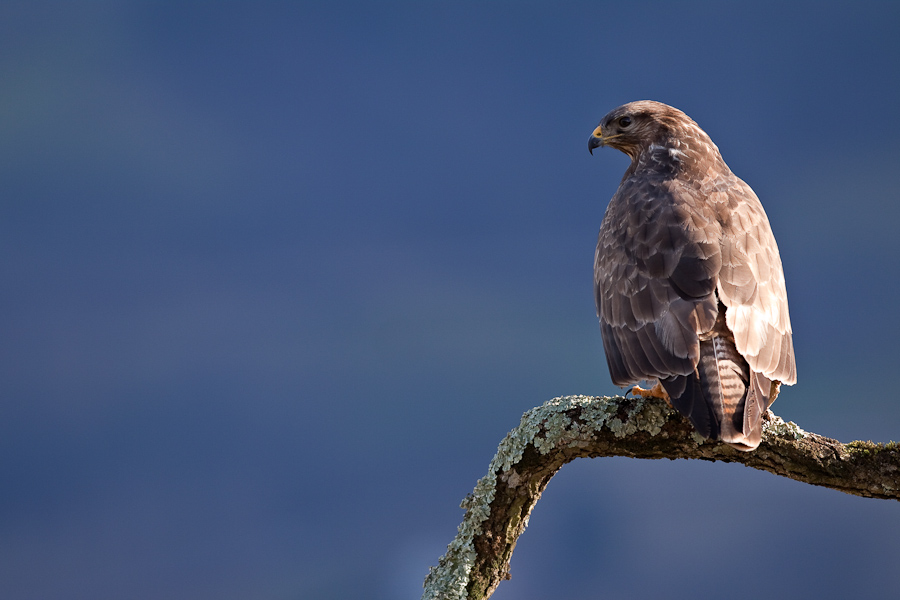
top-left (630, 382), bottom-right (671, 405)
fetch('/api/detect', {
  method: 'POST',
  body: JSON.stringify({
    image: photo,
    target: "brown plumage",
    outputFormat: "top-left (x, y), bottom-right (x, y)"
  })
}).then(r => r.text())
top-left (588, 101), bottom-right (796, 451)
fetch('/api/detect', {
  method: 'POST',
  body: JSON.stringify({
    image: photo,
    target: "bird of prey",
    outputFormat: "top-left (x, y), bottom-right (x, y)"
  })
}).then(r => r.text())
top-left (588, 100), bottom-right (796, 451)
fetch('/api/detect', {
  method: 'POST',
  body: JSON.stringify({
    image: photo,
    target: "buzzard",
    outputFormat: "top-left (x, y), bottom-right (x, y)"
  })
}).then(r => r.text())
top-left (588, 101), bottom-right (796, 451)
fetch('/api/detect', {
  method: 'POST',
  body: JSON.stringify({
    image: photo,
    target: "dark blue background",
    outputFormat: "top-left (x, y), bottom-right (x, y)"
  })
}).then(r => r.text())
top-left (2, 3), bottom-right (899, 599)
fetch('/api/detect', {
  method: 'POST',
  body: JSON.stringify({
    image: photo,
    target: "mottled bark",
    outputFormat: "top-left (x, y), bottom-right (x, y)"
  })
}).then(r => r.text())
top-left (422, 395), bottom-right (899, 600)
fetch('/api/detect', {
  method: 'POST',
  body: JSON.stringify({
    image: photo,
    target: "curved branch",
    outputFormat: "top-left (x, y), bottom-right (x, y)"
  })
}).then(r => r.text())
top-left (422, 395), bottom-right (900, 600)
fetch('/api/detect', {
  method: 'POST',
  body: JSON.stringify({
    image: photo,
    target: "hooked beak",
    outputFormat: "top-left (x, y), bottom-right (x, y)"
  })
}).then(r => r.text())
top-left (588, 124), bottom-right (604, 154)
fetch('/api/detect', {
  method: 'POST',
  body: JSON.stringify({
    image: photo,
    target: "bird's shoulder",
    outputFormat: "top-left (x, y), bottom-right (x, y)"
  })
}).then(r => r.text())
top-left (599, 173), bottom-right (723, 248)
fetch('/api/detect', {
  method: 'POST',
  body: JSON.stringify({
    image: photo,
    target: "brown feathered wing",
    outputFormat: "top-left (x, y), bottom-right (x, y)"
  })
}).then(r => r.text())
top-left (595, 173), bottom-right (795, 450)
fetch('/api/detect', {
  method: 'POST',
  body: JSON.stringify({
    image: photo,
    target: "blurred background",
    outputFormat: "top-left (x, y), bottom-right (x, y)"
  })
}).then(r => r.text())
top-left (2, 2), bottom-right (899, 599)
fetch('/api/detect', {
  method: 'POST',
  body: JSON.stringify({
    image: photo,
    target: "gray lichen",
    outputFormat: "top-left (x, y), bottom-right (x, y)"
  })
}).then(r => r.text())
top-left (422, 395), bottom-right (670, 600)
top-left (424, 396), bottom-right (900, 600)
top-left (422, 474), bottom-right (491, 600)
top-left (763, 411), bottom-right (808, 440)
top-left (530, 395), bottom-right (617, 455)
top-left (612, 395), bottom-right (670, 438)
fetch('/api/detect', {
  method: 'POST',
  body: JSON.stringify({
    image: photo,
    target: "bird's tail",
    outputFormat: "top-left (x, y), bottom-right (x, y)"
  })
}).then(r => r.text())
top-left (696, 336), bottom-right (768, 451)
top-left (661, 319), bottom-right (773, 451)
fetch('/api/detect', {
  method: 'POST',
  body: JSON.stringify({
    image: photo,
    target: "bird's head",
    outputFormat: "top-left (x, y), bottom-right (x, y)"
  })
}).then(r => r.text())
top-left (589, 100), bottom-right (699, 162)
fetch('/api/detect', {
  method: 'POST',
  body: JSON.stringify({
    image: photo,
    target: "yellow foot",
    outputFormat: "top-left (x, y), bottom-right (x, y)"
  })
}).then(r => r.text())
top-left (629, 382), bottom-right (672, 406)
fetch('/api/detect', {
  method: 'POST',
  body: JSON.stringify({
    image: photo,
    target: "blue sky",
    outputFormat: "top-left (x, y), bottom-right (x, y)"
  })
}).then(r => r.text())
top-left (2, 3), bottom-right (899, 599)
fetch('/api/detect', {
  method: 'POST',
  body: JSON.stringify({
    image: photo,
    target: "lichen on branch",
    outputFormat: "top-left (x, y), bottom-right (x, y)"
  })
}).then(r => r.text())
top-left (422, 395), bottom-right (900, 600)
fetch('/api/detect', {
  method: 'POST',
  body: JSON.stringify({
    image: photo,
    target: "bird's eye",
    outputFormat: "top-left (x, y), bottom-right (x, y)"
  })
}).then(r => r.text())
top-left (618, 116), bottom-right (633, 128)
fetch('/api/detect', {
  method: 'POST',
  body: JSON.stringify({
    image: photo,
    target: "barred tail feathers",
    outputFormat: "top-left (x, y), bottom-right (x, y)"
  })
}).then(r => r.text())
top-left (662, 335), bottom-right (769, 451)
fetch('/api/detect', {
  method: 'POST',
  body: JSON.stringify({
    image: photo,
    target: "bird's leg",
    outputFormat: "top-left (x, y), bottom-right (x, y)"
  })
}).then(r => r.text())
top-left (629, 381), bottom-right (672, 406)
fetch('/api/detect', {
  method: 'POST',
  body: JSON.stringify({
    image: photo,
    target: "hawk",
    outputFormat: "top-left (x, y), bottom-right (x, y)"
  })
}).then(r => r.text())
top-left (588, 101), bottom-right (796, 451)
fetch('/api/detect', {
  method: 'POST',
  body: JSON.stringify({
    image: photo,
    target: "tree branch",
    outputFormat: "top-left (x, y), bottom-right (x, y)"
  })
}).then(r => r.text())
top-left (422, 395), bottom-right (900, 600)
